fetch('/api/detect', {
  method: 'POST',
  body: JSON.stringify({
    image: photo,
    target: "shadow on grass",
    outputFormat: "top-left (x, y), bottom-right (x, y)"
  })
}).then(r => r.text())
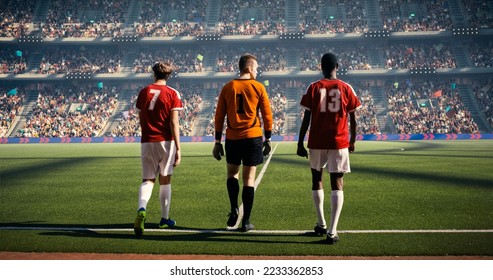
top-left (0, 157), bottom-right (98, 188)
top-left (270, 154), bottom-right (492, 190)
top-left (0, 222), bottom-right (325, 245)
top-left (38, 230), bottom-right (326, 245)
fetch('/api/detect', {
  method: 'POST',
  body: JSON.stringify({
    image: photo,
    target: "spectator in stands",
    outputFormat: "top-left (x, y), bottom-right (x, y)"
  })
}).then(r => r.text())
top-left (18, 84), bottom-right (118, 137)
top-left (471, 79), bottom-right (493, 128)
top-left (0, 49), bottom-right (27, 74)
top-left (0, 89), bottom-right (24, 137)
top-left (385, 79), bottom-right (478, 134)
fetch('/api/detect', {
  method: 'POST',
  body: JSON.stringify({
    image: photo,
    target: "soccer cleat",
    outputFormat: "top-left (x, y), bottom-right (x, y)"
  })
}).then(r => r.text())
top-left (314, 224), bottom-right (328, 236)
top-left (241, 221), bottom-right (254, 232)
top-left (226, 209), bottom-right (239, 227)
top-left (326, 233), bottom-right (340, 244)
top-left (133, 209), bottom-right (146, 236)
top-left (159, 217), bottom-right (176, 228)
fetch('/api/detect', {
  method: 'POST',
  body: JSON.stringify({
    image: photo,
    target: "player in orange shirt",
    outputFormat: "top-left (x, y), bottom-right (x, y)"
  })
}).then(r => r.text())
top-left (213, 53), bottom-right (273, 232)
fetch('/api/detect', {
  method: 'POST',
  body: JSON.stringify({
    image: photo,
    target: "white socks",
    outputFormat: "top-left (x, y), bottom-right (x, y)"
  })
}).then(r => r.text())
top-left (329, 190), bottom-right (344, 235)
top-left (312, 189), bottom-right (326, 228)
top-left (138, 181), bottom-right (154, 210)
top-left (159, 184), bottom-right (171, 219)
top-left (138, 182), bottom-right (172, 219)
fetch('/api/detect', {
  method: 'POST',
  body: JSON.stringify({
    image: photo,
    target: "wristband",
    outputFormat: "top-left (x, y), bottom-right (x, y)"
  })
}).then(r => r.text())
top-left (215, 131), bottom-right (222, 141)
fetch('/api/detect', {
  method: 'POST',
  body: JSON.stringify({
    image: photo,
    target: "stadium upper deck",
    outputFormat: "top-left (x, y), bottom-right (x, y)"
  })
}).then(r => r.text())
top-left (0, 0), bottom-right (492, 82)
top-left (1, 0), bottom-right (492, 136)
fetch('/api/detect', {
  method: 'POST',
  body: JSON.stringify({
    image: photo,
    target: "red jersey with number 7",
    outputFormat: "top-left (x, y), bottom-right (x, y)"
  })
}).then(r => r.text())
top-left (300, 79), bottom-right (361, 149)
top-left (137, 84), bottom-right (183, 143)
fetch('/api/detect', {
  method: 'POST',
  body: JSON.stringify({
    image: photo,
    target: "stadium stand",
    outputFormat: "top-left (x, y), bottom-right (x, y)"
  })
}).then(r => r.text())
top-left (1, 0), bottom-right (492, 138)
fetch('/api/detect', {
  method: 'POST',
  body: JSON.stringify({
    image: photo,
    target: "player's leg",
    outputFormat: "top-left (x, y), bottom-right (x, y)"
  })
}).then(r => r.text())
top-left (241, 165), bottom-right (256, 232)
top-left (134, 143), bottom-right (158, 236)
top-left (226, 163), bottom-right (241, 227)
top-left (134, 178), bottom-right (153, 236)
top-left (309, 149), bottom-right (328, 235)
top-left (326, 148), bottom-right (350, 244)
top-left (311, 168), bottom-right (327, 235)
top-left (327, 173), bottom-right (344, 243)
top-left (138, 179), bottom-right (155, 210)
top-left (158, 141), bottom-right (176, 228)
top-left (239, 137), bottom-right (263, 232)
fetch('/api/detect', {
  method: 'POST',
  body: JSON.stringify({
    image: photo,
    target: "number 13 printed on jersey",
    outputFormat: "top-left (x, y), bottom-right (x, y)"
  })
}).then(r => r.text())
top-left (319, 88), bottom-right (341, 113)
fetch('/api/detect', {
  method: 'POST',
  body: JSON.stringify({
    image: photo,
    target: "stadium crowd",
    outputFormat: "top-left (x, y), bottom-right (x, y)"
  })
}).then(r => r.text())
top-left (471, 79), bottom-right (493, 128)
top-left (41, 0), bottom-right (127, 38)
top-left (350, 81), bottom-right (380, 134)
top-left (1, 1), bottom-right (492, 137)
top-left (35, 47), bottom-right (123, 74)
top-left (0, 89), bottom-right (24, 137)
top-left (0, 48), bottom-right (27, 74)
top-left (2, 77), bottom-right (492, 138)
top-left (16, 84), bottom-right (118, 137)
top-left (384, 43), bottom-right (456, 69)
top-left (2, 0), bottom-right (492, 38)
top-left (462, 0), bottom-right (493, 28)
top-left (132, 47), bottom-right (206, 73)
top-left (299, 0), bottom-right (368, 34)
top-left (268, 83), bottom-right (288, 135)
top-left (299, 44), bottom-right (371, 71)
top-left (469, 41), bottom-right (493, 68)
top-left (1, 41), bottom-right (472, 76)
top-left (216, 0), bottom-right (286, 35)
top-left (380, 0), bottom-right (453, 32)
top-left (216, 46), bottom-right (287, 72)
top-left (0, 0), bottom-right (32, 38)
top-left (386, 79), bottom-right (478, 134)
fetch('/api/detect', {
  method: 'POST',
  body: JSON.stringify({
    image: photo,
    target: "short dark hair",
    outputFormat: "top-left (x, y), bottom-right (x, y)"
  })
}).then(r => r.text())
top-left (321, 52), bottom-right (338, 74)
top-left (238, 53), bottom-right (257, 73)
top-left (152, 61), bottom-right (173, 80)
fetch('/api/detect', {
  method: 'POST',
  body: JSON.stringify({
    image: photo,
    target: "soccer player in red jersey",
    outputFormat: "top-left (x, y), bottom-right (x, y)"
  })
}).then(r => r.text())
top-left (297, 52), bottom-right (361, 244)
top-left (213, 53), bottom-right (273, 232)
top-left (133, 62), bottom-right (183, 236)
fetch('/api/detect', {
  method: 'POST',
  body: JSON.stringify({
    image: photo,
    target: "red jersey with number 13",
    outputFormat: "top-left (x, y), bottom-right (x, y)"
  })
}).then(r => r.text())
top-left (300, 79), bottom-right (361, 149)
top-left (137, 84), bottom-right (183, 143)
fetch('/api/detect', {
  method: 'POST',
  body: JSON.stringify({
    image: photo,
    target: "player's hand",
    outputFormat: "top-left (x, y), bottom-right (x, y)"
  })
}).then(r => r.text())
top-left (213, 143), bottom-right (224, 161)
top-left (262, 140), bottom-right (271, 156)
top-left (349, 142), bottom-right (355, 153)
top-left (173, 149), bottom-right (181, 167)
top-left (297, 143), bottom-right (308, 158)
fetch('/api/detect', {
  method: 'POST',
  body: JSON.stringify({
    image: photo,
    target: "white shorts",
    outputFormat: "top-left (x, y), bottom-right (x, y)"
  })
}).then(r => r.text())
top-left (309, 148), bottom-right (351, 173)
top-left (141, 141), bottom-right (176, 179)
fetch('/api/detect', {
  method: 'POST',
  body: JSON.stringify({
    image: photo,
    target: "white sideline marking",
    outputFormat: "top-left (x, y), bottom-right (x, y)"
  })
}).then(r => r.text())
top-left (254, 142), bottom-right (278, 189)
top-left (1, 226), bottom-right (492, 235)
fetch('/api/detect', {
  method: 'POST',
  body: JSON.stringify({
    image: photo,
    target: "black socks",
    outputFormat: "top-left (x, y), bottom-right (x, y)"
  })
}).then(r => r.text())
top-left (227, 178), bottom-right (240, 212)
top-left (242, 186), bottom-right (255, 223)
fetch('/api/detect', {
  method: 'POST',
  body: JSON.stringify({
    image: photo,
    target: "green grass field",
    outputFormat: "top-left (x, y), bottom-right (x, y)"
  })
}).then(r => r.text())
top-left (0, 141), bottom-right (492, 257)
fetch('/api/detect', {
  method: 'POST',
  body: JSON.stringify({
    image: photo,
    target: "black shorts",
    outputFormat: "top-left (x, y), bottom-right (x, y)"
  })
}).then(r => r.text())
top-left (225, 137), bottom-right (263, 166)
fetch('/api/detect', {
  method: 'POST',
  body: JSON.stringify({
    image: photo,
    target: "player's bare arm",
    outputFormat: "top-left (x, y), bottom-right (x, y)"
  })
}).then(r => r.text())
top-left (297, 110), bottom-right (310, 158)
top-left (349, 111), bottom-right (357, 153)
top-left (170, 110), bottom-right (181, 166)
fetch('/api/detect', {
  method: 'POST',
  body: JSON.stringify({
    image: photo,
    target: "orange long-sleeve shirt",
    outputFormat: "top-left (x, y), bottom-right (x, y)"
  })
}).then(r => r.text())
top-left (215, 78), bottom-right (273, 140)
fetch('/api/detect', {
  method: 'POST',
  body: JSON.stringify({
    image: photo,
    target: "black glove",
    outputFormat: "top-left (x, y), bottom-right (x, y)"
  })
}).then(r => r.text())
top-left (297, 142), bottom-right (308, 158)
top-left (262, 140), bottom-right (271, 156)
top-left (212, 143), bottom-right (224, 161)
